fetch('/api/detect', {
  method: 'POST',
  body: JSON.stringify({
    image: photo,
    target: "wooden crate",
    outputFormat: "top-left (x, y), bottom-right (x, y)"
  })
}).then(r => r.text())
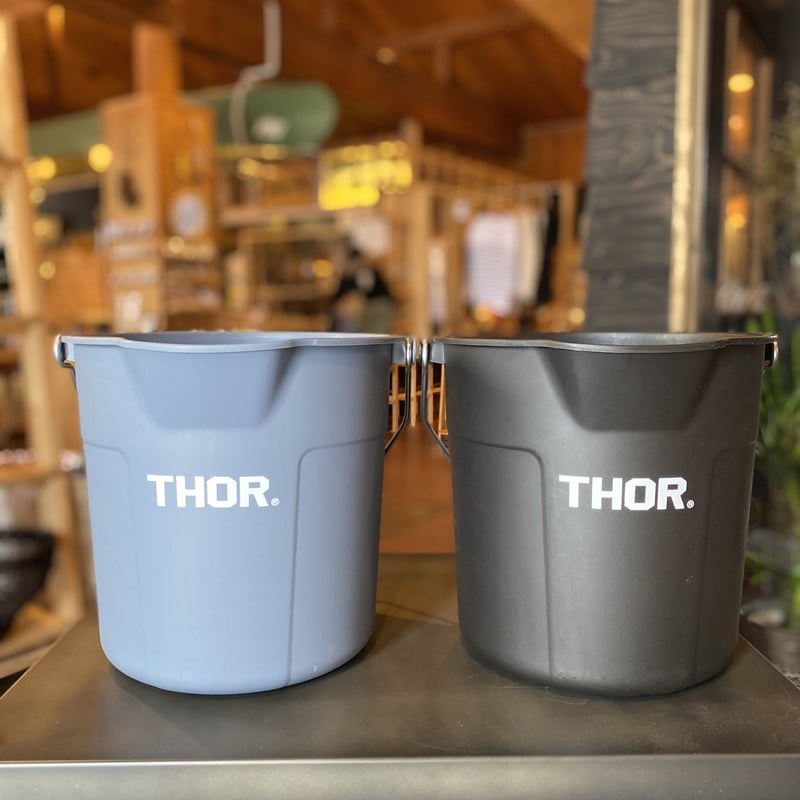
top-left (100, 94), bottom-right (218, 330)
top-left (41, 245), bottom-right (111, 329)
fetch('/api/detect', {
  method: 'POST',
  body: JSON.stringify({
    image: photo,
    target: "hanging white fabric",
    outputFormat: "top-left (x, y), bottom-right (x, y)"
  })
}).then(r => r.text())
top-left (516, 207), bottom-right (544, 305)
top-left (465, 211), bottom-right (519, 317)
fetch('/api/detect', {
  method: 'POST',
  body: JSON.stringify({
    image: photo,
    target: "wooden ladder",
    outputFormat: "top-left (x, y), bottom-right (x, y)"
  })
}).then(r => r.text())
top-left (0, 9), bottom-right (84, 678)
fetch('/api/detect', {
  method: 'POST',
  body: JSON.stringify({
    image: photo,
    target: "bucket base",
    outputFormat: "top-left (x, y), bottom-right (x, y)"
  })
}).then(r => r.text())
top-left (460, 636), bottom-right (733, 698)
top-left (102, 634), bottom-right (372, 696)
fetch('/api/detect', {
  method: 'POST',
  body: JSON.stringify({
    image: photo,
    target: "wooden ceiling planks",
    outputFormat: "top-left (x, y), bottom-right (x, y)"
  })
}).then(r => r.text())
top-left (20, 3), bottom-right (133, 116)
top-left (448, 24), bottom-right (587, 123)
top-left (53, 7), bottom-right (132, 108)
top-left (19, 0), bottom-right (590, 157)
top-left (509, 0), bottom-right (594, 59)
top-left (279, 11), bottom-right (522, 154)
top-left (16, 13), bottom-right (51, 112)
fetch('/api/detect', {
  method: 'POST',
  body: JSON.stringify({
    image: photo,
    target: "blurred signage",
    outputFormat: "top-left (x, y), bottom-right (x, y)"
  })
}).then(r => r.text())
top-left (317, 140), bottom-right (413, 211)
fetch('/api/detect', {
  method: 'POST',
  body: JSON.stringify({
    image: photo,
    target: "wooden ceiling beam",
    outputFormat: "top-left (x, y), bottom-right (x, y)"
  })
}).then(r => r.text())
top-left (38, 1), bottom-right (526, 154)
top-left (133, 22), bottom-right (181, 95)
top-left (509, 0), bottom-right (593, 60)
top-left (370, 9), bottom-right (531, 52)
top-left (277, 17), bottom-right (521, 155)
top-left (179, 12), bottom-right (523, 154)
top-left (0, 1), bottom-right (45, 19)
top-left (42, 5), bottom-right (64, 110)
top-left (60, 0), bottom-right (178, 29)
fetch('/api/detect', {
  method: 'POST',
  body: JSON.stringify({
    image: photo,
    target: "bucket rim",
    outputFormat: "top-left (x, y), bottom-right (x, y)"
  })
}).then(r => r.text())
top-left (432, 331), bottom-right (777, 354)
top-left (58, 331), bottom-right (407, 353)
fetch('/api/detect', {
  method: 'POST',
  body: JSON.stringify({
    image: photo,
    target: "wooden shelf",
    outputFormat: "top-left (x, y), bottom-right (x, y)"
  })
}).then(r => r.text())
top-left (0, 12), bottom-right (85, 672)
top-left (256, 284), bottom-right (333, 303)
top-left (0, 347), bottom-right (19, 372)
top-left (0, 462), bottom-right (59, 485)
top-left (0, 315), bottom-right (34, 334)
top-left (219, 203), bottom-right (324, 230)
top-left (237, 224), bottom-right (344, 244)
top-left (165, 298), bottom-right (223, 315)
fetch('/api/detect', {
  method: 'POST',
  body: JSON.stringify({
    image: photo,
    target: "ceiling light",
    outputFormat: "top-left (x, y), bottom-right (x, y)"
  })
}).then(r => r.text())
top-left (728, 114), bottom-right (744, 132)
top-left (567, 307), bottom-right (586, 327)
top-left (728, 73), bottom-right (755, 93)
top-left (38, 261), bottom-right (56, 280)
top-left (237, 158), bottom-right (263, 179)
top-left (47, 4), bottom-right (65, 32)
top-left (28, 156), bottom-right (56, 182)
top-left (376, 47), bottom-right (397, 65)
top-left (312, 259), bottom-right (334, 278)
top-left (88, 143), bottom-right (113, 172)
top-left (726, 211), bottom-right (747, 230)
top-left (260, 144), bottom-right (287, 160)
top-left (378, 141), bottom-right (398, 158)
top-left (33, 218), bottom-right (51, 237)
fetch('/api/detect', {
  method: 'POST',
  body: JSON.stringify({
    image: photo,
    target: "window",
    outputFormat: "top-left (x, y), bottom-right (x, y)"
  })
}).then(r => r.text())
top-left (716, 7), bottom-right (773, 317)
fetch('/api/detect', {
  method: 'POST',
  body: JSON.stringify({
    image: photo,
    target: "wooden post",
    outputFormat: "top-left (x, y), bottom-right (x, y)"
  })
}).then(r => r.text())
top-left (582, 0), bottom-right (705, 331)
top-left (406, 183), bottom-right (432, 341)
top-left (400, 118), bottom-right (432, 340)
top-left (520, 119), bottom-right (587, 182)
top-left (101, 22), bottom-right (217, 332)
top-left (668, 0), bottom-right (710, 333)
top-left (0, 12), bottom-right (83, 623)
top-left (133, 22), bottom-right (181, 97)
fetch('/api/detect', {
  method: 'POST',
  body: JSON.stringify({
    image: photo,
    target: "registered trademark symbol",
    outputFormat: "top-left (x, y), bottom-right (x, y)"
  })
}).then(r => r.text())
top-left (271, 498), bottom-right (280, 507)
top-left (687, 499), bottom-right (695, 509)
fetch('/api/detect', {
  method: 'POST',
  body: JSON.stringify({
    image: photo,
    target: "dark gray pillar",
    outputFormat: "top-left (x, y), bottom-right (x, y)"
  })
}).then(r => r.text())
top-left (583, 0), bottom-right (681, 331)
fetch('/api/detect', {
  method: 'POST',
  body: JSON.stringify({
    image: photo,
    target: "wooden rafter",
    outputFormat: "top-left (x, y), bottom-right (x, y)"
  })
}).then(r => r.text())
top-left (509, 0), bottom-right (593, 60)
top-left (177, 9), bottom-right (524, 154)
top-left (279, 14), bottom-right (521, 154)
top-left (0, 1), bottom-right (44, 16)
top-left (369, 9), bottom-right (531, 52)
top-left (60, 0), bottom-right (177, 27)
top-left (26, 0), bottom-right (589, 155)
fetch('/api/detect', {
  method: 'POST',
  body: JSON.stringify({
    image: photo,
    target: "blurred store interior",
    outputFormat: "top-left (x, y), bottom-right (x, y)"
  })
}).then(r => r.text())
top-left (1, 0), bottom-right (800, 683)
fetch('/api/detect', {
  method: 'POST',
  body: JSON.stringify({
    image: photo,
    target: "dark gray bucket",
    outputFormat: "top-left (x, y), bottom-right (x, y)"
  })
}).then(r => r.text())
top-left (56, 331), bottom-right (413, 694)
top-left (422, 332), bottom-right (777, 696)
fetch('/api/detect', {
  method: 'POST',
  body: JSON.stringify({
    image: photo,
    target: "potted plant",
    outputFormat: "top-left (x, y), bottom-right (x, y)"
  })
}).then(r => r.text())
top-left (763, 84), bottom-right (800, 316)
top-left (740, 83), bottom-right (800, 677)
top-left (742, 319), bottom-right (800, 678)
top-left (744, 315), bottom-right (800, 569)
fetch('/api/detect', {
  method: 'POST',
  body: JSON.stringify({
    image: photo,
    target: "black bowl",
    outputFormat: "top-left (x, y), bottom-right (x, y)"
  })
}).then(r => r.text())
top-left (0, 529), bottom-right (54, 638)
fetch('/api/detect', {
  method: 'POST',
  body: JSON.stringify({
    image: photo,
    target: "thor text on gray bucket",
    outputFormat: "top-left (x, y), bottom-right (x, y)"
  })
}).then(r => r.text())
top-left (558, 475), bottom-right (693, 511)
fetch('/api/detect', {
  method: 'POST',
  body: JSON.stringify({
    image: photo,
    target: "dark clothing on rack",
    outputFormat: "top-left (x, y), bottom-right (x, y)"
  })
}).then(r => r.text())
top-left (536, 192), bottom-right (559, 306)
top-left (333, 267), bottom-right (392, 302)
top-left (331, 249), bottom-right (394, 333)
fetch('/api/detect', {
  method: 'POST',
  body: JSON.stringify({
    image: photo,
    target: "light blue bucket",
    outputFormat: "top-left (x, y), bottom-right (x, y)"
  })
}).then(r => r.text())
top-left (56, 332), bottom-right (412, 694)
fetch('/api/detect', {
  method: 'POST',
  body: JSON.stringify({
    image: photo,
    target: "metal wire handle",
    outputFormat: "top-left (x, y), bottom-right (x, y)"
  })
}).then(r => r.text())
top-left (385, 337), bottom-right (415, 454)
top-left (419, 339), bottom-right (449, 460)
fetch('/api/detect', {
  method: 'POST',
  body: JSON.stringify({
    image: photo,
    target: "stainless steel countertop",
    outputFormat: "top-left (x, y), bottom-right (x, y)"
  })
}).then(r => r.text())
top-left (1, 554), bottom-right (800, 799)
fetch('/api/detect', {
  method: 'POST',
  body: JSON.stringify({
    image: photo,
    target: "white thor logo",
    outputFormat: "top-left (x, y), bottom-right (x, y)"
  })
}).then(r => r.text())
top-left (558, 474), bottom-right (692, 511)
top-left (147, 474), bottom-right (272, 509)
